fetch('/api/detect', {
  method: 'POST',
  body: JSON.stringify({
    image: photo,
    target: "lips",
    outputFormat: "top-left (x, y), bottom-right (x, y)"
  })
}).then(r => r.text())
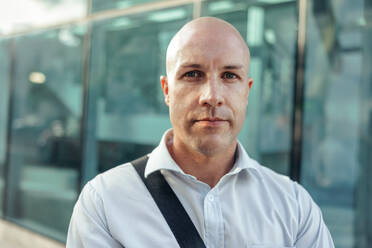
top-left (193, 117), bottom-right (228, 127)
top-left (198, 117), bottom-right (225, 122)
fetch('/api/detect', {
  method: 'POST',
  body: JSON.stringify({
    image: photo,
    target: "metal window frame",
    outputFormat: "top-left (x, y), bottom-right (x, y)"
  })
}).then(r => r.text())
top-left (0, 0), bottom-right (199, 39)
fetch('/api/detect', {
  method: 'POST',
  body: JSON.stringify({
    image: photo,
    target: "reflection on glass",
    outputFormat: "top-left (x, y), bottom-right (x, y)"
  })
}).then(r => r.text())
top-left (301, 0), bottom-right (372, 247)
top-left (91, 0), bottom-right (164, 13)
top-left (83, 5), bottom-right (193, 182)
top-left (6, 25), bottom-right (85, 242)
top-left (0, 0), bottom-right (87, 35)
top-left (201, 0), bottom-right (297, 175)
top-left (0, 39), bottom-right (11, 217)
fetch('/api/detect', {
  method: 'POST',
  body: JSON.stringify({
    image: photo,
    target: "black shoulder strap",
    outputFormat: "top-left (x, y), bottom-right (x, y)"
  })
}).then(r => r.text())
top-left (131, 156), bottom-right (206, 248)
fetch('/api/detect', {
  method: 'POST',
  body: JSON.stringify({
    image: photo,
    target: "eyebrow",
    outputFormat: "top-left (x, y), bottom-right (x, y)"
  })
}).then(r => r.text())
top-left (180, 63), bottom-right (202, 69)
top-left (179, 63), bottom-right (244, 70)
top-left (223, 64), bottom-right (243, 70)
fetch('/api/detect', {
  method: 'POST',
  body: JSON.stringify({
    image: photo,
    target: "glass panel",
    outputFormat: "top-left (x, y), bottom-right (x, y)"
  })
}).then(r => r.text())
top-left (83, 5), bottom-right (193, 183)
top-left (201, 0), bottom-right (298, 175)
top-left (0, 39), bottom-right (11, 217)
top-left (0, 0), bottom-right (87, 35)
top-left (91, 0), bottom-right (164, 13)
top-left (6, 25), bottom-right (86, 242)
top-left (301, 0), bottom-right (372, 247)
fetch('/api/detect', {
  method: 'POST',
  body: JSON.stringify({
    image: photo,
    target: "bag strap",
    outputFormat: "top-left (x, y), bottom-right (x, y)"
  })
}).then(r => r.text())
top-left (131, 156), bottom-right (206, 248)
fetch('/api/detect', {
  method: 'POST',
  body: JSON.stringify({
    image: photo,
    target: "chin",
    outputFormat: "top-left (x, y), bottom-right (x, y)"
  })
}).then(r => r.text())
top-left (192, 136), bottom-right (231, 156)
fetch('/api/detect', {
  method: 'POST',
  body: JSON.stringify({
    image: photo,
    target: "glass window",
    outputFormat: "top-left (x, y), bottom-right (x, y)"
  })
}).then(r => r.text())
top-left (83, 5), bottom-right (193, 183)
top-left (0, 39), bottom-right (11, 217)
top-left (91, 0), bottom-right (164, 13)
top-left (301, 0), bottom-right (372, 247)
top-left (201, 0), bottom-right (298, 175)
top-left (0, 0), bottom-right (87, 35)
top-left (5, 25), bottom-right (86, 242)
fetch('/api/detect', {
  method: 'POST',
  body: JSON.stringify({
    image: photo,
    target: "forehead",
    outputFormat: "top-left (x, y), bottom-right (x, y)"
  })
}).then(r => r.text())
top-left (177, 39), bottom-right (247, 66)
top-left (170, 29), bottom-right (249, 71)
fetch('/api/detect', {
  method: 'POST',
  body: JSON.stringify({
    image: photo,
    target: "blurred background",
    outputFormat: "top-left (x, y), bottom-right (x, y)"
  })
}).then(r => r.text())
top-left (0, 0), bottom-right (371, 247)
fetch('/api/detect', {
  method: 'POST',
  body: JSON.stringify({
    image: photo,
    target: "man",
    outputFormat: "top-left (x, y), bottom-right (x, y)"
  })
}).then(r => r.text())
top-left (67, 17), bottom-right (334, 247)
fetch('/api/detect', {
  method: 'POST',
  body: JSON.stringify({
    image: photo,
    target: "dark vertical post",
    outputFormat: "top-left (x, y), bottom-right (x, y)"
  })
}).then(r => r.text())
top-left (367, 110), bottom-right (372, 246)
top-left (3, 39), bottom-right (16, 217)
top-left (79, 0), bottom-right (93, 192)
top-left (290, 0), bottom-right (308, 182)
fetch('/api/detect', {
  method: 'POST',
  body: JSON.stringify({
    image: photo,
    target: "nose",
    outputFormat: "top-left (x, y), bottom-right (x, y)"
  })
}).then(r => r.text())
top-left (199, 76), bottom-right (224, 107)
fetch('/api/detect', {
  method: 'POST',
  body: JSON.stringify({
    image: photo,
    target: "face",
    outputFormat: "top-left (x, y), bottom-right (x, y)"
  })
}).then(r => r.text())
top-left (161, 23), bottom-right (253, 156)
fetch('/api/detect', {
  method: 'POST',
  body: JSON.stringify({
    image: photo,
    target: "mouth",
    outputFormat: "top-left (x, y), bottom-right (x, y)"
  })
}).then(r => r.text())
top-left (201, 117), bottom-right (225, 121)
top-left (194, 117), bottom-right (228, 126)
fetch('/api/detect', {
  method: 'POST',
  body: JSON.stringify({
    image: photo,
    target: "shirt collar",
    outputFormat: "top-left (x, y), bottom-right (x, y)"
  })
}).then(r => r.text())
top-left (229, 140), bottom-right (261, 175)
top-left (145, 129), bottom-right (261, 178)
top-left (145, 129), bottom-right (184, 178)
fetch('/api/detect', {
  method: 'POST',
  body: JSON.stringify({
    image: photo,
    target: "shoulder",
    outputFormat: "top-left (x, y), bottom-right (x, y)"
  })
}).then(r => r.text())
top-left (87, 162), bottom-right (147, 201)
top-left (249, 162), bottom-right (334, 246)
top-left (77, 161), bottom-right (153, 227)
top-left (249, 159), bottom-right (315, 212)
top-left (252, 160), bottom-right (298, 195)
top-left (250, 160), bottom-right (329, 235)
top-left (89, 163), bottom-right (141, 194)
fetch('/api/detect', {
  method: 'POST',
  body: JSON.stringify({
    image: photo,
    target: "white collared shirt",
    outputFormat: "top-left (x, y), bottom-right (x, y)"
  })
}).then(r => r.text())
top-left (67, 130), bottom-right (334, 248)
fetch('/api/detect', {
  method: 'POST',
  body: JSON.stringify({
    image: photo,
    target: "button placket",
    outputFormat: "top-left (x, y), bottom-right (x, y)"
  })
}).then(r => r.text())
top-left (203, 190), bottom-right (224, 248)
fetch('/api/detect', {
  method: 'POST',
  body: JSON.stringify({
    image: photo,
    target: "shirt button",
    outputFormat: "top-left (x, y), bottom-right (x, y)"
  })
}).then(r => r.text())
top-left (208, 195), bottom-right (214, 202)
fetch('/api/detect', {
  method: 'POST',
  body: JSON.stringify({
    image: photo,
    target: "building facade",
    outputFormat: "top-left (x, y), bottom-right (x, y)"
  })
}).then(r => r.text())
top-left (0, 0), bottom-right (371, 247)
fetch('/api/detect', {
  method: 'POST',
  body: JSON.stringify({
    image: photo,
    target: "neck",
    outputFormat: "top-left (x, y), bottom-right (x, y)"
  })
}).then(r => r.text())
top-left (167, 134), bottom-right (237, 188)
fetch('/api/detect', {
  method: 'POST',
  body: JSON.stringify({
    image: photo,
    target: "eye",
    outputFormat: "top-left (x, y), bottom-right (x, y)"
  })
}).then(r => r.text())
top-left (182, 70), bottom-right (204, 81)
top-left (222, 72), bottom-right (238, 79)
top-left (184, 70), bottom-right (203, 78)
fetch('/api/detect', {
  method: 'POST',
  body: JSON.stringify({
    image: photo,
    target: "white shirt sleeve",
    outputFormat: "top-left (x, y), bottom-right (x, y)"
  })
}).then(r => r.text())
top-left (66, 182), bottom-right (124, 248)
top-left (295, 183), bottom-right (335, 247)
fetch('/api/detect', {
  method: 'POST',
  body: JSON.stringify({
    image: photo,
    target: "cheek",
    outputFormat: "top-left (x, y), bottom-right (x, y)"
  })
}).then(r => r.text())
top-left (170, 87), bottom-right (197, 108)
top-left (235, 103), bottom-right (247, 119)
top-left (168, 91), bottom-right (190, 120)
top-left (230, 94), bottom-right (248, 120)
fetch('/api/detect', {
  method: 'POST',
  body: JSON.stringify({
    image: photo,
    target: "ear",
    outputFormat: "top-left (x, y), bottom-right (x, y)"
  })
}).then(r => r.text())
top-left (160, 75), bottom-right (170, 106)
top-left (245, 78), bottom-right (253, 105)
top-left (248, 78), bottom-right (253, 90)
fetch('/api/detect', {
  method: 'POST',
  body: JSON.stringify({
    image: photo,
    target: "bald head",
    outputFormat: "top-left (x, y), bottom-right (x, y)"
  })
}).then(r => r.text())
top-left (166, 17), bottom-right (251, 76)
top-left (160, 17), bottom-right (254, 158)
